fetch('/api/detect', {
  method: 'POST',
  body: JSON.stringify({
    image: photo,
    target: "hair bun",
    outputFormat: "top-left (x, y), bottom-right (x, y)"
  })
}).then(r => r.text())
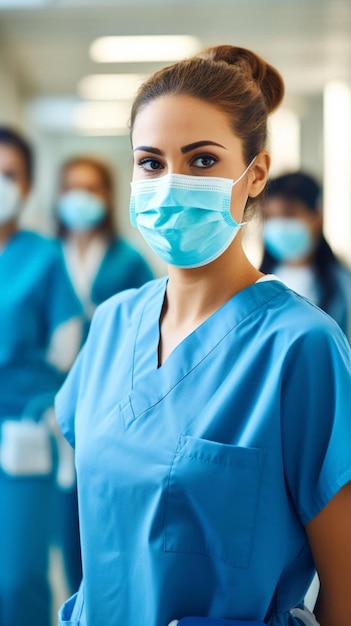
top-left (199, 45), bottom-right (284, 114)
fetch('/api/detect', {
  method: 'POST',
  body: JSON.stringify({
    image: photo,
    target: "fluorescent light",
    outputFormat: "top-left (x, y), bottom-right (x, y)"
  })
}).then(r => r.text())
top-left (90, 35), bottom-right (201, 63)
top-left (77, 74), bottom-right (147, 101)
top-left (73, 101), bottom-right (131, 132)
top-left (25, 97), bottom-right (131, 135)
top-left (323, 81), bottom-right (351, 263)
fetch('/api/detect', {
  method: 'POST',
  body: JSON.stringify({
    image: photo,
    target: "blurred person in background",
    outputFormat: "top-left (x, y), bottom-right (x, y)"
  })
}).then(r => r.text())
top-left (260, 171), bottom-right (351, 342)
top-left (55, 155), bottom-right (154, 341)
top-left (53, 155), bottom-right (154, 597)
top-left (0, 126), bottom-right (82, 626)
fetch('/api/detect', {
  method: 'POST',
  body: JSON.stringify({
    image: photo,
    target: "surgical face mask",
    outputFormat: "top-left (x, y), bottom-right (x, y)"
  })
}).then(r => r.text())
top-left (0, 174), bottom-right (21, 225)
top-left (263, 217), bottom-right (314, 262)
top-left (57, 190), bottom-right (107, 232)
top-left (129, 159), bottom-right (255, 268)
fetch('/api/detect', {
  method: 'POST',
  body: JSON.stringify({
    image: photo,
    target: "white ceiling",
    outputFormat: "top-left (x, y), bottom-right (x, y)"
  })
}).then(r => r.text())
top-left (0, 0), bottom-right (351, 105)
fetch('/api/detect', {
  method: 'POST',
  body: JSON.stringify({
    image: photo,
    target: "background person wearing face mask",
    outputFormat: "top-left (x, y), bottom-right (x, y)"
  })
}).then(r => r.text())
top-left (0, 126), bottom-right (82, 626)
top-left (260, 171), bottom-right (351, 342)
top-left (55, 155), bottom-right (154, 341)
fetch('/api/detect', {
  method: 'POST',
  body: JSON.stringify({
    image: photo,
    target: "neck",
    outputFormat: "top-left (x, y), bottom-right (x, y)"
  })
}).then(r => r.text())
top-left (67, 230), bottom-right (100, 258)
top-left (286, 255), bottom-right (314, 268)
top-left (0, 220), bottom-right (18, 246)
top-left (158, 237), bottom-right (262, 365)
top-left (165, 237), bottom-right (262, 324)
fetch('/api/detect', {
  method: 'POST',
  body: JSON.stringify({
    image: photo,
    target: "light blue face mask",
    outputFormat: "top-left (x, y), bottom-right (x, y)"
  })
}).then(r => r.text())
top-left (129, 159), bottom-right (255, 268)
top-left (263, 217), bottom-right (314, 262)
top-left (57, 190), bottom-right (107, 232)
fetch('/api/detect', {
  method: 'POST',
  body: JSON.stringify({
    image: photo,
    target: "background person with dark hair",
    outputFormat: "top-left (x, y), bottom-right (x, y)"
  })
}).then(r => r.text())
top-left (260, 171), bottom-right (351, 342)
top-left (0, 126), bottom-right (82, 626)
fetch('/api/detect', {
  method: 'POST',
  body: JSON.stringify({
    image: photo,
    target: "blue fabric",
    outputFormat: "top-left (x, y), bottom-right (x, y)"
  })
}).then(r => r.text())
top-left (54, 485), bottom-right (82, 594)
top-left (326, 263), bottom-right (351, 343)
top-left (179, 617), bottom-right (264, 626)
top-left (0, 230), bottom-right (82, 417)
top-left (0, 471), bottom-right (54, 626)
top-left (91, 237), bottom-right (154, 308)
top-left (0, 229), bottom-right (81, 626)
top-left (55, 278), bottom-right (351, 626)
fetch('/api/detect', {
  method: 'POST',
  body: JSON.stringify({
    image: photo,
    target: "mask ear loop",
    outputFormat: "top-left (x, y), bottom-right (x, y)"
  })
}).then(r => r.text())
top-left (232, 155), bottom-right (257, 228)
top-left (232, 155), bottom-right (257, 189)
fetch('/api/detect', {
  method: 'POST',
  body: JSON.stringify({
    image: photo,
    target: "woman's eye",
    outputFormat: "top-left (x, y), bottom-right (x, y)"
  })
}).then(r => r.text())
top-left (192, 155), bottom-right (217, 168)
top-left (138, 158), bottom-right (163, 171)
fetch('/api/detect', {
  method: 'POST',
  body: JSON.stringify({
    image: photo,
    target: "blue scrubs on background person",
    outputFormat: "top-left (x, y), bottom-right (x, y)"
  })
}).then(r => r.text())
top-left (53, 155), bottom-right (154, 596)
top-left (55, 45), bottom-right (351, 626)
top-left (0, 127), bottom-right (82, 626)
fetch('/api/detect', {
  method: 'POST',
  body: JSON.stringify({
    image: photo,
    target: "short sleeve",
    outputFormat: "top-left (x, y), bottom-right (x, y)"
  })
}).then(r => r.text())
top-left (54, 292), bottom-right (118, 448)
top-left (281, 321), bottom-right (351, 524)
top-left (55, 345), bottom-right (85, 448)
top-left (44, 244), bottom-right (82, 337)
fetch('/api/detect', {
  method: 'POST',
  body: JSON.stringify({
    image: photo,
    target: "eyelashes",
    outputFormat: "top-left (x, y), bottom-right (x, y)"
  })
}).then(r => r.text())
top-left (137, 158), bottom-right (163, 171)
top-left (136, 153), bottom-right (218, 172)
top-left (191, 155), bottom-right (218, 168)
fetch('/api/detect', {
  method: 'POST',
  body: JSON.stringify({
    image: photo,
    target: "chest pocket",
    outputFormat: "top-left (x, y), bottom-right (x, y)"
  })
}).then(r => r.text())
top-left (164, 436), bottom-right (265, 569)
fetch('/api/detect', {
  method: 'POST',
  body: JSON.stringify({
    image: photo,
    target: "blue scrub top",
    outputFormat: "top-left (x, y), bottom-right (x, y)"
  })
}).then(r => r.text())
top-left (56, 278), bottom-right (351, 626)
top-left (0, 230), bottom-right (82, 417)
top-left (91, 237), bottom-right (154, 307)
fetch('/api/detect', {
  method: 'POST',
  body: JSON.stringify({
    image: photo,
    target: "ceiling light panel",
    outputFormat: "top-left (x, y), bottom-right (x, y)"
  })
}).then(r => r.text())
top-left (77, 74), bottom-right (146, 100)
top-left (90, 35), bottom-right (201, 63)
top-left (73, 101), bottom-right (131, 131)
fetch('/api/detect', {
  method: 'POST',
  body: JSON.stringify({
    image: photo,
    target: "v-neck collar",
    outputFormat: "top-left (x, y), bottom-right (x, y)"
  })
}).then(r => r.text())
top-left (129, 277), bottom-right (287, 419)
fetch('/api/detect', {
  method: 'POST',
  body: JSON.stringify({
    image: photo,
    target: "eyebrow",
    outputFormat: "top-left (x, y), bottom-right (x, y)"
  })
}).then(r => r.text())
top-left (133, 140), bottom-right (227, 155)
top-left (133, 146), bottom-right (163, 155)
top-left (181, 141), bottom-right (227, 153)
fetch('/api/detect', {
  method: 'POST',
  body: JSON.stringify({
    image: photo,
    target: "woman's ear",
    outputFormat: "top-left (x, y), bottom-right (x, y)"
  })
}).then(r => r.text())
top-left (248, 150), bottom-right (271, 198)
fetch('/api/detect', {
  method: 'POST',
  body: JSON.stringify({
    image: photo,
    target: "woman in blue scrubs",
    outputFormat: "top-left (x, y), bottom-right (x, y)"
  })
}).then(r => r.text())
top-left (55, 155), bottom-right (154, 341)
top-left (0, 127), bottom-right (82, 626)
top-left (56, 46), bottom-right (351, 626)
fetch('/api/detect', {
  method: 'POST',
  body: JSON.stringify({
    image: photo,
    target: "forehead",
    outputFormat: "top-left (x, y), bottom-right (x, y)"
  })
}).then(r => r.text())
top-left (263, 196), bottom-right (312, 217)
top-left (63, 162), bottom-right (105, 185)
top-left (132, 94), bottom-right (241, 150)
top-left (0, 143), bottom-right (27, 174)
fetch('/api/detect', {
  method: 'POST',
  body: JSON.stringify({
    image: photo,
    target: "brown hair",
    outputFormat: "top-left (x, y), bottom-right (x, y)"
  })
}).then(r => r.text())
top-left (56, 155), bottom-right (117, 238)
top-left (130, 44), bottom-right (284, 165)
